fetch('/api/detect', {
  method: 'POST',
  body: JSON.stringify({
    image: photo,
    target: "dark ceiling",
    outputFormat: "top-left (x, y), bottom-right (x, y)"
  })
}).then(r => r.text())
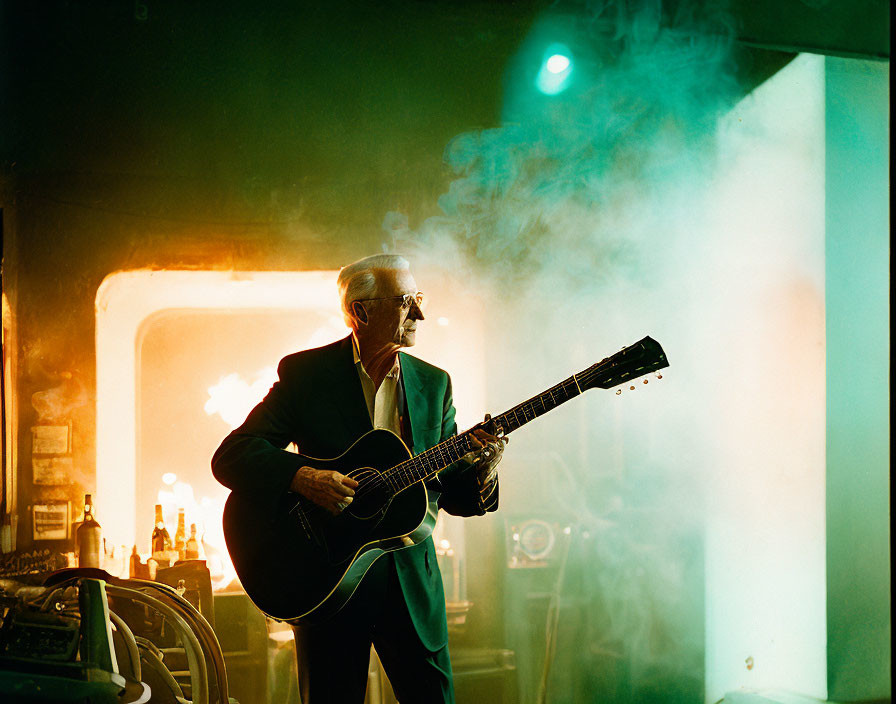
top-left (728, 0), bottom-right (889, 59)
top-left (0, 0), bottom-right (888, 235)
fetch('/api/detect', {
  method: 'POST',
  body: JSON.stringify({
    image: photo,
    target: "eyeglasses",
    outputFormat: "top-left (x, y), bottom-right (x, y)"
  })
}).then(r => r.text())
top-left (356, 292), bottom-right (425, 310)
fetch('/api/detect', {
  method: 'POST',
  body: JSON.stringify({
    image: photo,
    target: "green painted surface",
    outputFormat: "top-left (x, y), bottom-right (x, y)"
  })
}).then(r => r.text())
top-left (825, 56), bottom-right (890, 702)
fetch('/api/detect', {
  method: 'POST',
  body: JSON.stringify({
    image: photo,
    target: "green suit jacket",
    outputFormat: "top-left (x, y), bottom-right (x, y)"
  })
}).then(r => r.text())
top-left (211, 335), bottom-right (498, 650)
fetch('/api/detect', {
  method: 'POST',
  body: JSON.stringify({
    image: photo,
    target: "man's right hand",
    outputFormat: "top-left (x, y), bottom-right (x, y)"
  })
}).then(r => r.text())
top-left (290, 466), bottom-right (359, 515)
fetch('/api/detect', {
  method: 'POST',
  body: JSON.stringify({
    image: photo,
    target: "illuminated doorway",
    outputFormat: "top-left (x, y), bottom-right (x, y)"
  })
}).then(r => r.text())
top-left (95, 269), bottom-right (484, 590)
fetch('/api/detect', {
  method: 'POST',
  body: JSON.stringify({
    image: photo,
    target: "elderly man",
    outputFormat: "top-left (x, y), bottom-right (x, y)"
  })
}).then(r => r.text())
top-left (212, 254), bottom-right (504, 703)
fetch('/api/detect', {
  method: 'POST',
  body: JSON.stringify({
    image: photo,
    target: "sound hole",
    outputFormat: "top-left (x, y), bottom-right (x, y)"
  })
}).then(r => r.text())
top-left (345, 467), bottom-right (392, 520)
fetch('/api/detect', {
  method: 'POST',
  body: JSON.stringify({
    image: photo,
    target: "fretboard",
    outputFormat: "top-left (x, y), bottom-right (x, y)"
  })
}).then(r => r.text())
top-left (380, 372), bottom-right (588, 494)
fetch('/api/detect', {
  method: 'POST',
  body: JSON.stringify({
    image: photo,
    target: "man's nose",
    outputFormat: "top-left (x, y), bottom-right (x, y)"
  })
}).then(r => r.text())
top-left (409, 301), bottom-right (425, 321)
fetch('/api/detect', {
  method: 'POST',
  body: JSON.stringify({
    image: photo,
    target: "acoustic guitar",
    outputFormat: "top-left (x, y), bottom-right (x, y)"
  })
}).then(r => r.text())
top-left (222, 336), bottom-right (669, 623)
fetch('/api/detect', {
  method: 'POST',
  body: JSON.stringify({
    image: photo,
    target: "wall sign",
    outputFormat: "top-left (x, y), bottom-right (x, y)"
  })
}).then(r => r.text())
top-left (32, 502), bottom-right (71, 541)
top-left (31, 424), bottom-right (71, 455)
top-left (33, 456), bottom-right (74, 486)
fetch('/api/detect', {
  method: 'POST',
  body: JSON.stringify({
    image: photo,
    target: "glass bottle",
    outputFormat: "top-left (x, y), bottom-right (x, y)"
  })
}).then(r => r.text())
top-left (174, 508), bottom-right (186, 562)
top-left (151, 504), bottom-right (171, 568)
top-left (129, 545), bottom-right (141, 578)
top-left (77, 493), bottom-right (102, 569)
top-left (185, 523), bottom-right (200, 560)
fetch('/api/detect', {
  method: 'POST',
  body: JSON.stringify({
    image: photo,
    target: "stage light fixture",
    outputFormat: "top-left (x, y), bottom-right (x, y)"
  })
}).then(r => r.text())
top-left (535, 44), bottom-right (573, 95)
top-left (545, 53), bottom-right (570, 74)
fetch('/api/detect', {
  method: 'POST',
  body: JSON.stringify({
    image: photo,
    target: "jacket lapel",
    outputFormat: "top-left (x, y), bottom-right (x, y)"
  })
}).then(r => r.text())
top-left (325, 335), bottom-right (373, 442)
top-left (399, 352), bottom-right (436, 455)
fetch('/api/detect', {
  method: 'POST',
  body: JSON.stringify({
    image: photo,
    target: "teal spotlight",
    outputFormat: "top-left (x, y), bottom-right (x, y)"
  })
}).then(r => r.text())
top-left (546, 53), bottom-right (570, 73)
top-left (536, 44), bottom-right (573, 95)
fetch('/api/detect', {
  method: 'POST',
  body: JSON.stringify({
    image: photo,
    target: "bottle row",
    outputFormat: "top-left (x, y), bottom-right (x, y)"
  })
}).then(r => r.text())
top-left (150, 503), bottom-right (201, 567)
top-left (73, 493), bottom-right (204, 576)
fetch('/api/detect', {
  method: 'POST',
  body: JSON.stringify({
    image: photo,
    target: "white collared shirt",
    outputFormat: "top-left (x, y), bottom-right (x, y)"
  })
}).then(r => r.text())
top-left (351, 334), bottom-right (401, 435)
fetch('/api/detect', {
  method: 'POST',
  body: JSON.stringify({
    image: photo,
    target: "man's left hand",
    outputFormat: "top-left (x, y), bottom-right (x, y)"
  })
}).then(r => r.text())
top-left (468, 423), bottom-right (506, 490)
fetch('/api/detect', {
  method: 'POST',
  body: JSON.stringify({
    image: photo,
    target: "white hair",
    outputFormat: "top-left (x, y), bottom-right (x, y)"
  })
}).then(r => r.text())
top-left (337, 254), bottom-right (410, 324)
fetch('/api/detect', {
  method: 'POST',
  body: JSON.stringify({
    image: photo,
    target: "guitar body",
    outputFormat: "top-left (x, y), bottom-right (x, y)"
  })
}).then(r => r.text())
top-left (222, 429), bottom-right (435, 624)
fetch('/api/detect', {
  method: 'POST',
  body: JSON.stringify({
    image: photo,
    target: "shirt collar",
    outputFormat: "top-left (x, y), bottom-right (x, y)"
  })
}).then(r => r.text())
top-left (351, 333), bottom-right (401, 380)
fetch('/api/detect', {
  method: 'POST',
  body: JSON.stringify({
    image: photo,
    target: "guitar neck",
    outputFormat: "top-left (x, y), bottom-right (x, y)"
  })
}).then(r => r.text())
top-left (382, 335), bottom-right (668, 495)
top-left (483, 372), bottom-right (587, 437)
top-left (384, 371), bottom-right (588, 493)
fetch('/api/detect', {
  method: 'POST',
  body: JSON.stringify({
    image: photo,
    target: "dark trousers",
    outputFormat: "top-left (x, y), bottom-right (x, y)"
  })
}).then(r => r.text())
top-left (292, 553), bottom-right (455, 704)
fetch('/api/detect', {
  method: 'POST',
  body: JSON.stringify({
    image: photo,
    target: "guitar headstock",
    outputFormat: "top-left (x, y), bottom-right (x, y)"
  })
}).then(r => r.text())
top-left (580, 336), bottom-right (669, 390)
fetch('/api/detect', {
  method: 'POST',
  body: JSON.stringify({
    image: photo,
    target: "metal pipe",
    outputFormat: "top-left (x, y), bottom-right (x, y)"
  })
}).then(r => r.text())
top-left (106, 584), bottom-right (209, 704)
top-left (108, 608), bottom-right (142, 681)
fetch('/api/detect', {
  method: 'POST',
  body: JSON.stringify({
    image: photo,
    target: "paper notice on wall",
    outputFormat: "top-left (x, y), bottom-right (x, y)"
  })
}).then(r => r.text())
top-left (31, 424), bottom-right (71, 454)
top-left (33, 503), bottom-right (71, 541)
top-left (33, 456), bottom-right (73, 485)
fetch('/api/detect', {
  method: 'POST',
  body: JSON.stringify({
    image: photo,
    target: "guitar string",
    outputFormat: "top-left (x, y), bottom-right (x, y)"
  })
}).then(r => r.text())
top-left (368, 343), bottom-right (664, 494)
top-left (295, 343), bottom-right (661, 517)
top-left (298, 358), bottom-right (620, 516)
top-left (377, 374), bottom-right (586, 489)
top-left (343, 370), bottom-right (596, 504)
top-left (296, 375), bottom-right (582, 517)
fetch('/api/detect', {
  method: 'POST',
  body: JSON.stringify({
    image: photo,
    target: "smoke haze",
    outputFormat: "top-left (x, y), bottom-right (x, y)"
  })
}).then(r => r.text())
top-left (380, 1), bottom-right (827, 700)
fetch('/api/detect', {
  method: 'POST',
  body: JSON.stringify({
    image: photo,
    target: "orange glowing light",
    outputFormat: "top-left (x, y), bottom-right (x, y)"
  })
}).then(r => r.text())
top-left (156, 479), bottom-right (237, 591)
top-left (204, 368), bottom-right (278, 429)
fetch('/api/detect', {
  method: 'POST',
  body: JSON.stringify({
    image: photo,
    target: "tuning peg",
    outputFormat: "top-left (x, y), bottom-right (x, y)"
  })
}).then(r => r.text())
top-left (655, 372), bottom-right (663, 379)
top-left (629, 385), bottom-right (635, 390)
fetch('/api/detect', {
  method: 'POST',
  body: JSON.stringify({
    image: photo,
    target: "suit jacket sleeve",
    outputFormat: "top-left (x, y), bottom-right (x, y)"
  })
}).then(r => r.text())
top-left (434, 375), bottom-right (500, 517)
top-left (211, 358), bottom-right (304, 516)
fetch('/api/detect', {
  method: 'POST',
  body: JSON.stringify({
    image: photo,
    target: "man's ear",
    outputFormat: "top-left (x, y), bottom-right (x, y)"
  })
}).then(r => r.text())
top-left (352, 301), bottom-right (369, 325)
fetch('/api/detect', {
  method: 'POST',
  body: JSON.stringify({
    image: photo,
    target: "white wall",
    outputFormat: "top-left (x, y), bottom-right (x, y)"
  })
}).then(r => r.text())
top-left (703, 54), bottom-right (827, 702)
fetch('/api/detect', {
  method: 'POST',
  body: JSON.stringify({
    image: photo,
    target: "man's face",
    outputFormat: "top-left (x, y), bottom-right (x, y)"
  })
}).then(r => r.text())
top-left (360, 268), bottom-right (424, 347)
